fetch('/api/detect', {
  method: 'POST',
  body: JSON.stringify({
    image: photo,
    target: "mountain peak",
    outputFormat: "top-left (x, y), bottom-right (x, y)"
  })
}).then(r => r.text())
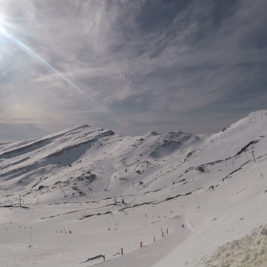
top-left (226, 110), bottom-right (267, 132)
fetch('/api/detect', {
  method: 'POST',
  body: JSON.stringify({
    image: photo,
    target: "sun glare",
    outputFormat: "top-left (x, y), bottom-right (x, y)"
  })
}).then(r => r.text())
top-left (0, 17), bottom-right (7, 35)
top-left (0, 26), bottom-right (6, 35)
top-left (0, 12), bottom-right (83, 94)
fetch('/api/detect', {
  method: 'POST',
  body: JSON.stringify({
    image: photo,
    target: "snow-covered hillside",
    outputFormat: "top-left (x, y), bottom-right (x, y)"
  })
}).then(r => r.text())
top-left (0, 110), bottom-right (267, 267)
top-left (0, 123), bottom-right (200, 203)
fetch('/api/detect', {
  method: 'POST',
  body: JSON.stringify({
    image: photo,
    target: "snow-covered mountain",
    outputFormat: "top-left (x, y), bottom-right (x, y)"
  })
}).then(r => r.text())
top-left (0, 111), bottom-right (267, 267)
top-left (0, 123), bottom-right (200, 203)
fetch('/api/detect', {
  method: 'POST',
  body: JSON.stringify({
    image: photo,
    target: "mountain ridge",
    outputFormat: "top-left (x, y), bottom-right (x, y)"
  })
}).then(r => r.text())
top-left (0, 110), bottom-right (266, 203)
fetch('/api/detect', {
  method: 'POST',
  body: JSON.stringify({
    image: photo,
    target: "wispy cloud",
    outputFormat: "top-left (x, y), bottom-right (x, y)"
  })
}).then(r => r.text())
top-left (0, 0), bottom-right (267, 140)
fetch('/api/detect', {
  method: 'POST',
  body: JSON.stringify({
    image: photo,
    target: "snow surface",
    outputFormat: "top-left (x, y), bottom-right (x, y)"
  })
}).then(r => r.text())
top-left (0, 110), bottom-right (267, 267)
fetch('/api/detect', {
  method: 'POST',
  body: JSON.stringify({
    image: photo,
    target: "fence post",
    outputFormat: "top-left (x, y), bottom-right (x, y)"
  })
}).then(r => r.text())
top-left (153, 236), bottom-right (156, 242)
top-left (140, 241), bottom-right (143, 248)
top-left (121, 248), bottom-right (124, 255)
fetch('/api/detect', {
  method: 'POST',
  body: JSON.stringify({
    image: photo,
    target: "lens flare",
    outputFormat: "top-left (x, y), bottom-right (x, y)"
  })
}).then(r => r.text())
top-left (6, 31), bottom-right (84, 94)
top-left (0, 26), bottom-right (5, 34)
top-left (0, 18), bottom-right (7, 35)
top-left (0, 14), bottom-right (84, 94)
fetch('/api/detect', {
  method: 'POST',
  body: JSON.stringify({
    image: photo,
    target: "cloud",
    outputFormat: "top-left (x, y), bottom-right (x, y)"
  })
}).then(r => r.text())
top-left (0, 122), bottom-right (48, 142)
top-left (0, 0), bottom-right (267, 140)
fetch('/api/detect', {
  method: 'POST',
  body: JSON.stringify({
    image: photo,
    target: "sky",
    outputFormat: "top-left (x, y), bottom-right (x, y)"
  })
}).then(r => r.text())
top-left (0, 0), bottom-right (267, 141)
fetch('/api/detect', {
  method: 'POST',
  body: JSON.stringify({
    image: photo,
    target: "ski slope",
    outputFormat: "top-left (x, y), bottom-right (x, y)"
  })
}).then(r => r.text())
top-left (0, 110), bottom-right (267, 267)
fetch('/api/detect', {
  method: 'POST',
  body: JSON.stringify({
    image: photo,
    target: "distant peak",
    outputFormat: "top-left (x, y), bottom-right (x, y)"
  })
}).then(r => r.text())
top-left (247, 110), bottom-right (267, 118)
top-left (235, 110), bottom-right (267, 125)
top-left (144, 131), bottom-right (161, 138)
top-left (165, 131), bottom-right (187, 138)
top-left (221, 109), bottom-right (267, 134)
top-left (72, 124), bottom-right (90, 130)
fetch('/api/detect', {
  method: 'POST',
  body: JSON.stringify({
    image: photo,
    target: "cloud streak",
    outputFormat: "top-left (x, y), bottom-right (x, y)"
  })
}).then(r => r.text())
top-left (0, 0), bottom-right (267, 140)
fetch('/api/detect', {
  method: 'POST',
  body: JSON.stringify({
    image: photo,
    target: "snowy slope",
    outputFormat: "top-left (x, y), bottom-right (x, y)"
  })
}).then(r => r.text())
top-left (0, 124), bottom-right (200, 203)
top-left (0, 110), bottom-right (267, 267)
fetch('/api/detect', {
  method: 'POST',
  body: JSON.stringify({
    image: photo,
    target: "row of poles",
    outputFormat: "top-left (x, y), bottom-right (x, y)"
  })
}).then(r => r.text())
top-left (101, 227), bottom-right (169, 262)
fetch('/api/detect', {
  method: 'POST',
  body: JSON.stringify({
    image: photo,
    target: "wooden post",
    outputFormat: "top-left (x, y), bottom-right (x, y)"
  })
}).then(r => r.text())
top-left (28, 229), bottom-right (32, 248)
top-left (153, 236), bottom-right (156, 242)
top-left (251, 150), bottom-right (256, 162)
top-left (121, 248), bottom-right (124, 255)
top-left (140, 241), bottom-right (143, 248)
top-left (162, 232), bottom-right (164, 238)
top-left (103, 255), bottom-right (106, 262)
top-left (166, 228), bottom-right (168, 235)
